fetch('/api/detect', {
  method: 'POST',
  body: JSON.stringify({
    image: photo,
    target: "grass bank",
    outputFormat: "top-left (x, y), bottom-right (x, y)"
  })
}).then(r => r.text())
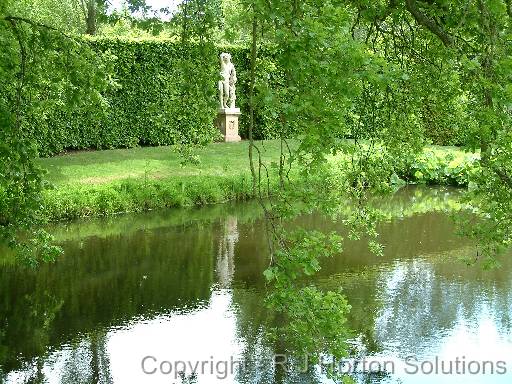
top-left (39, 141), bottom-right (285, 221)
top-left (38, 140), bottom-right (479, 222)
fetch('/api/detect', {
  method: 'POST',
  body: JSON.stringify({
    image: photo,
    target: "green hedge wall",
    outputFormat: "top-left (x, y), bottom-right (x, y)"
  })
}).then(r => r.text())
top-left (27, 38), bottom-right (277, 157)
top-left (26, 37), bottom-right (464, 157)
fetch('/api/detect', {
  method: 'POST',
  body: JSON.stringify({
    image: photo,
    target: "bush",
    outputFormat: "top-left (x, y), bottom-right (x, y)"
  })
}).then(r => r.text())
top-left (400, 148), bottom-right (479, 186)
top-left (24, 37), bottom-right (467, 156)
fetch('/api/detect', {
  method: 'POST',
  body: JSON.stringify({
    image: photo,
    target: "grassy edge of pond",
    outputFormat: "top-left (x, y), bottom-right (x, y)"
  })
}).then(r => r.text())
top-left (46, 186), bottom-right (462, 243)
top-left (38, 140), bottom-right (478, 223)
top-left (1, 186), bottom-right (462, 267)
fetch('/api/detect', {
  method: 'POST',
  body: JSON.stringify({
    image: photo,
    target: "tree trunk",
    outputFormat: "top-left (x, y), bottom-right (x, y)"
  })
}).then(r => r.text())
top-left (86, 1), bottom-right (96, 35)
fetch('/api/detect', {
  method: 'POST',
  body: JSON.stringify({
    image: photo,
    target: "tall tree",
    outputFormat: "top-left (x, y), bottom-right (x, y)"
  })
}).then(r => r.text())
top-left (80, 0), bottom-right (157, 35)
top-left (1, 0), bottom-right (112, 265)
top-left (83, 0), bottom-right (97, 34)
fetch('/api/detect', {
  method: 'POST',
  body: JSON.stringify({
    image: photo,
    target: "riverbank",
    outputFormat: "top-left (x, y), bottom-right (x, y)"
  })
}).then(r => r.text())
top-left (38, 140), bottom-right (479, 222)
top-left (39, 141), bottom-right (283, 222)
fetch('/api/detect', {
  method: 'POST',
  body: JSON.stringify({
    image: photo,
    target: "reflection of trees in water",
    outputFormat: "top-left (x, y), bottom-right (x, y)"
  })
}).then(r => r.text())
top-left (0, 291), bottom-right (63, 373)
top-left (0, 220), bottom-right (218, 381)
top-left (1, 189), bottom-right (511, 383)
top-left (232, 287), bottom-right (329, 384)
top-left (214, 216), bottom-right (286, 383)
top-left (5, 328), bottom-right (113, 384)
top-left (323, 247), bottom-right (512, 360)
top-left (214, 216), bottom-right (307, 383)
top-left (90, 330), bottom-right (113, 384)
top-left (59, 330), bottom-right (113, 384)
top-left (372, 250), bottom-right (512, 355)
top-left (230, 288), bottom-right (275, 384)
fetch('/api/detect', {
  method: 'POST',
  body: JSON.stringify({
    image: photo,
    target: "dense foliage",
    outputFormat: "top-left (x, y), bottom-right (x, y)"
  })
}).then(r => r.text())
top-left (238, 0), bottom-right (511, 379)
top-left (24, 37), bottom-right (466, 157)
top-left (83, 38), bottom-right (230, 152)
top-left (5, 25), bottom-right (469, 156)
top-left (0, 0), bottom-right (113, 264)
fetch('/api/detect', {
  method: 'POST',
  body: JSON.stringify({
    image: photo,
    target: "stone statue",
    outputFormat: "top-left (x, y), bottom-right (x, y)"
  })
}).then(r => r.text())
top-left (216, 52), bottom-right (241, 142)
top-left (218, 52), bottom-right (237, 109)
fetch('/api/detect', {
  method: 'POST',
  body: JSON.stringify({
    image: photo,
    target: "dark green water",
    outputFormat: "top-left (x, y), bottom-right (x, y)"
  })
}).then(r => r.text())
top-left (1, 187), bottom-right (511, 384)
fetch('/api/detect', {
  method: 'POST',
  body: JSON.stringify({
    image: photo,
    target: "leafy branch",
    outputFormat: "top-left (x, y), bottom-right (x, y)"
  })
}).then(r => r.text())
top-left (1, 15), bottom-right (74, 37)
top-left (404, 0), bottom-right (454, 47)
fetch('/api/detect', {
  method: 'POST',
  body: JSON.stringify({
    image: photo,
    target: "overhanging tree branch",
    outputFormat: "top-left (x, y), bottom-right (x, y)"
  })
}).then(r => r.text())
top-left (1, 15), bottom-right (75, 39)
top-left (405, 0), bottom-right (454, 46)
top-left (6, 18), bottom-right (26, 136)
top-left (494, 167), bottom-right (512, 189)
top-left (2, 15), bottom-right (61, 32)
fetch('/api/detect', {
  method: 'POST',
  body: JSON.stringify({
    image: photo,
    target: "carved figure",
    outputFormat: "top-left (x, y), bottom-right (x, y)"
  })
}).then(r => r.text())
top-left (218, 53), bottom-right (237, 109)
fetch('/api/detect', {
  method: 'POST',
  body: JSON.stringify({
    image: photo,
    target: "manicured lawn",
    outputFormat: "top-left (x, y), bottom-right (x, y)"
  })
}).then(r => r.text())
top-left (39, 140), bottom-right (286, 186)
top-left (36, 140), bottom-right (477, 223)
top-left (38, 140), bottom-right (475, 188)
top-left (37, 140), bottom-right (293, 222)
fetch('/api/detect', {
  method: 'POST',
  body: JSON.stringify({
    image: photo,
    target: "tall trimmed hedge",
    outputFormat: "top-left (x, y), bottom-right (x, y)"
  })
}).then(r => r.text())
top-left (28, 38), bottom-right (274, 156)
top-left (26, 37), bottom-right (464, 157)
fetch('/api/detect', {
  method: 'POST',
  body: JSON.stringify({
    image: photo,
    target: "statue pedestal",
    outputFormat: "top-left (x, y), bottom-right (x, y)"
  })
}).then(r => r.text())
top-left (216, 108), bottom-right (241, 142)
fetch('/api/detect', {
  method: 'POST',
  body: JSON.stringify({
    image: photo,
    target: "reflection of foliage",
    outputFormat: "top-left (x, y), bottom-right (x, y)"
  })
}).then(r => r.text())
top-left (0, 327), bottom-right (7, 364)
top-left (0, 219), bottom-right (216, 372)
top-left (179, 371), bottom-right (198, 383)
top-left (367, 186), bottom-right (464, 219)
top-left (48, 199), bottom-right (266, 242)
top-left (319, 269), bottom-right (382, 355)
top-left (0, 291), bottom-right (63, 371)
top-left (369, 255), bottom-right (512, 353)
top-left (58, 329), bottom-right (113, 384)
top-left (26, 292), bottom-right (64, 341)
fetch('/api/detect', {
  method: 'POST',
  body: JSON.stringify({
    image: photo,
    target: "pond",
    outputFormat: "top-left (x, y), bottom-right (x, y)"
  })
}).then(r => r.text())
top-left (1, 186), bottom-right (511, 384)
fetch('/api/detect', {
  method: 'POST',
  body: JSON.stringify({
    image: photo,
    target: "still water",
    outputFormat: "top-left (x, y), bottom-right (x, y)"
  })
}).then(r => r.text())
top-left (1, 187), bottom-right (511, 384)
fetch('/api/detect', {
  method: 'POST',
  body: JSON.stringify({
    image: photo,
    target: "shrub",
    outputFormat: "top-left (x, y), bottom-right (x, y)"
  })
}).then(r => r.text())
top-left (401, 148), bottom-right (479, 186)
top-left (24, 37), bottom-right (466, 156)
